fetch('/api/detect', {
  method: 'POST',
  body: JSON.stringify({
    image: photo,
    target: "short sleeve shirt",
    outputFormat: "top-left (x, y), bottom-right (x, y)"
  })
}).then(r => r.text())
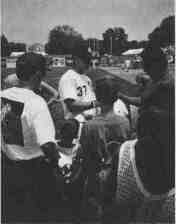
top-left (58, 69), bottom-right (96, 119)
top-left (1, 87), bottom-right (56, 161)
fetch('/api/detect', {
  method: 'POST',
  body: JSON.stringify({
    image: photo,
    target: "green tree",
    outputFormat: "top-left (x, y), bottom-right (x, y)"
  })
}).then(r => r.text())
top-left (127, 40), bottom-right (139, 49)
top-left (1, 34), bottom-right (10, 57)
top-left (138, 40), bottom-right (148, 49)
top-left (45, 25), bottom-right (84, 55)
top-left (103, 27), bottom-right (128, 55)
top-left (148, 15), bottom-right (175, 47)
top-left (8, 42), bottom-right (26, 52)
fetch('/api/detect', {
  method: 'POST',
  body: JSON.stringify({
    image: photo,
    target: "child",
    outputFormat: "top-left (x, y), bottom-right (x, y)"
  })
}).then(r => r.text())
top-left (57, 119), bottom-right (80, 168)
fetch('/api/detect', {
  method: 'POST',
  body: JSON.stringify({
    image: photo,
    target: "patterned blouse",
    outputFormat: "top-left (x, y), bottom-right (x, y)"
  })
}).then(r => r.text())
top-left (116, 139), bottom-right (175, 223)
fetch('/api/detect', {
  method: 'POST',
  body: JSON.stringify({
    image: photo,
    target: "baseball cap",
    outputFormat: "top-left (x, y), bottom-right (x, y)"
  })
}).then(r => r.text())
top-left (16, 52), bottom-right (46, 81)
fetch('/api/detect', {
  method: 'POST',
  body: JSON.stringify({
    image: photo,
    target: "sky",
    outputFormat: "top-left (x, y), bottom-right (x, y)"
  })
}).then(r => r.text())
top-left (2, 0), bottom-right (174, 45)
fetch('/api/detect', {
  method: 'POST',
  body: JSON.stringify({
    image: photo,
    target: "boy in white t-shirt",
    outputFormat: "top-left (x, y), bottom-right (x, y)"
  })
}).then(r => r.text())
top-left (1, 53), bottom-right (59, 222)
top-left (59, 54), bottom-right (100, 122)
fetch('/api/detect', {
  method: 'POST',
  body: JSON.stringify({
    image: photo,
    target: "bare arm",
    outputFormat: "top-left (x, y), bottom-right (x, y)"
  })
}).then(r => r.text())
top-left (65, 99), bottom-right (100, 114)
top-left (118, 93), bottom-right (141, 107)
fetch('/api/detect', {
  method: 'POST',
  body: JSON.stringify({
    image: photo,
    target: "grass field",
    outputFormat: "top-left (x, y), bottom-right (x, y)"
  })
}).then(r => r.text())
top-left (2, 64), bottom-right (174, 98)
top-left (45, 67), bottom-right (139, 100)
top-left (1, 66), bottom-right (140, 97)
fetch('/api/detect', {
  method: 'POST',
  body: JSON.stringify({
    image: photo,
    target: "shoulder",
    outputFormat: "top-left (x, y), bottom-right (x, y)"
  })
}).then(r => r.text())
top-left (107, 113), bottom-right (130, 128)
top-left (1, 87), bottom-right (15, 95)
top-left (1, 88), bottom-right (10, 97)
top-left (1, 87), bottom-right (22, 101)
top-left (120, 140), bottom-right (136, 158)
top-left (118, 140), bottom-right (137, 180)
top-left (28, 94), bottom-right (48, 113)
top-left (82, 74), bottom-right (91, 82)
top-left (89, 116), bottom-right (106, 126)
top-left (59, 69), bottom-right (79, 85)
top-left (62, 69), bottom-right (78, 79)
top-left (117, 140), bottom-right (137, 171)
top-left (83, 117), bottom-right (105, 134)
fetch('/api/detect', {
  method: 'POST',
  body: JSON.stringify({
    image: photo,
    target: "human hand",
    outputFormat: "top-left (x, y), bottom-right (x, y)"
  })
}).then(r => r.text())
top-left (92, 100), bottom-right (101, 108)
top-left (136, 74), bottom-right (151, 87)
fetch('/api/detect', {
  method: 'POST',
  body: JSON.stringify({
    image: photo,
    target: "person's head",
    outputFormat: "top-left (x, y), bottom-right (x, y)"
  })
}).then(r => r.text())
top-left (141, 43), bottom-right (168, 82)
top-left (95, 77), bottom-right (118, 107)
top-left (60, 119), bottom-right (79, 145)
top-left (16, 52), bottom-right (46, 91)
top-left (73, 46), bottom-right (91, 74)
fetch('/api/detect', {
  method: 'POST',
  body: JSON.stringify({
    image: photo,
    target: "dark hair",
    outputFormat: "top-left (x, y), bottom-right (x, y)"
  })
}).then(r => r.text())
top-left (137, 108), bottom-right (174, 149)
top-left (16, 52), bottom-right (46, 81)
top-left (73, 44), bottom-right (91, 66)
top-left (141, 43), bottom-right (168, 79)
top-left (95, 77), bottom-right (118, 105)
top-left (60, 119), bottom-right (79, 142)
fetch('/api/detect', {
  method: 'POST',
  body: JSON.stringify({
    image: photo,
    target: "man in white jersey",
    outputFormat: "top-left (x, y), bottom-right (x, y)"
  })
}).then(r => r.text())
top-left (59, 53), bottom-right (100, 122)
top-left (1, 53), bottom-right (59, 222)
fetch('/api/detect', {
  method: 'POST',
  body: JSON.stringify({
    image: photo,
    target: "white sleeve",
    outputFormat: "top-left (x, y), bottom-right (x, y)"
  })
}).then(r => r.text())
top-left (59, 76), bottom-right (78, 100)
top-left (32, 98), bottom-right (56, 146)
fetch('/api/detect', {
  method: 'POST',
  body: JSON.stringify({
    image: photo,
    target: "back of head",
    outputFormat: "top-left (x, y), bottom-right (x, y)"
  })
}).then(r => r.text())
top-left (95, 77), bottom-right (118, 106)
top-left (73, 45), bottom-right (91, 73)
top-left (141, 42), bottom-right (168, 81)
top-left (16, 52), bottom-right (46, 81)
top-left (60, 119), bottom-right (79, 144)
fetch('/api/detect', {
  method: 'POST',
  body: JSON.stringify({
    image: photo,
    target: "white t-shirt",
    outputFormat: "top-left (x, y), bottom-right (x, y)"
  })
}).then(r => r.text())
top-left (58, 69), bottom-right (97, 120)
top-left (113, 99), bottom-right (129, 117)
top-left (1, 87), bottom-right (56, 161)
top-left (114, 99), bottom-right (138, 131)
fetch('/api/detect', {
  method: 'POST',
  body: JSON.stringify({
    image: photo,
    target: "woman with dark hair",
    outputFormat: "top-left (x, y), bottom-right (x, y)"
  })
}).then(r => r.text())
top-left (106, 108), bottom-right (175, 223)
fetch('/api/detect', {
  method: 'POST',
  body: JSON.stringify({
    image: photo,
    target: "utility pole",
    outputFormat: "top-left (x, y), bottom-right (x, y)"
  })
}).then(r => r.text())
top-left (89, 39), bottom-right (91, 49)
top-left (94, 39), bottom-right (96, 52)
top-left (110, 36), bottom-right (113, 55)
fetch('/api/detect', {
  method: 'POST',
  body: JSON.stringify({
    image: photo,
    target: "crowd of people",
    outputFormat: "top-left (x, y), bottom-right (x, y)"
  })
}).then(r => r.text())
top-left (1, 41), bottom-right (174, 223)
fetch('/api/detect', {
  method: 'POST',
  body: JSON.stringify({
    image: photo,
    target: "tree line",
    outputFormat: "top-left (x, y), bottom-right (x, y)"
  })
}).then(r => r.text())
top-left (1, 15), bottom-right (174, 57)
top-left (1, 35), bottom-right (26, 57)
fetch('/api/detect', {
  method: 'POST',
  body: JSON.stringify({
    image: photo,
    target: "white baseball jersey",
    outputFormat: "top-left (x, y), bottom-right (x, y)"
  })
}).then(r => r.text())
top-left (58, 69), bottom-right (97, 120)
top-left (1, 87), bottom-right (56, 161)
